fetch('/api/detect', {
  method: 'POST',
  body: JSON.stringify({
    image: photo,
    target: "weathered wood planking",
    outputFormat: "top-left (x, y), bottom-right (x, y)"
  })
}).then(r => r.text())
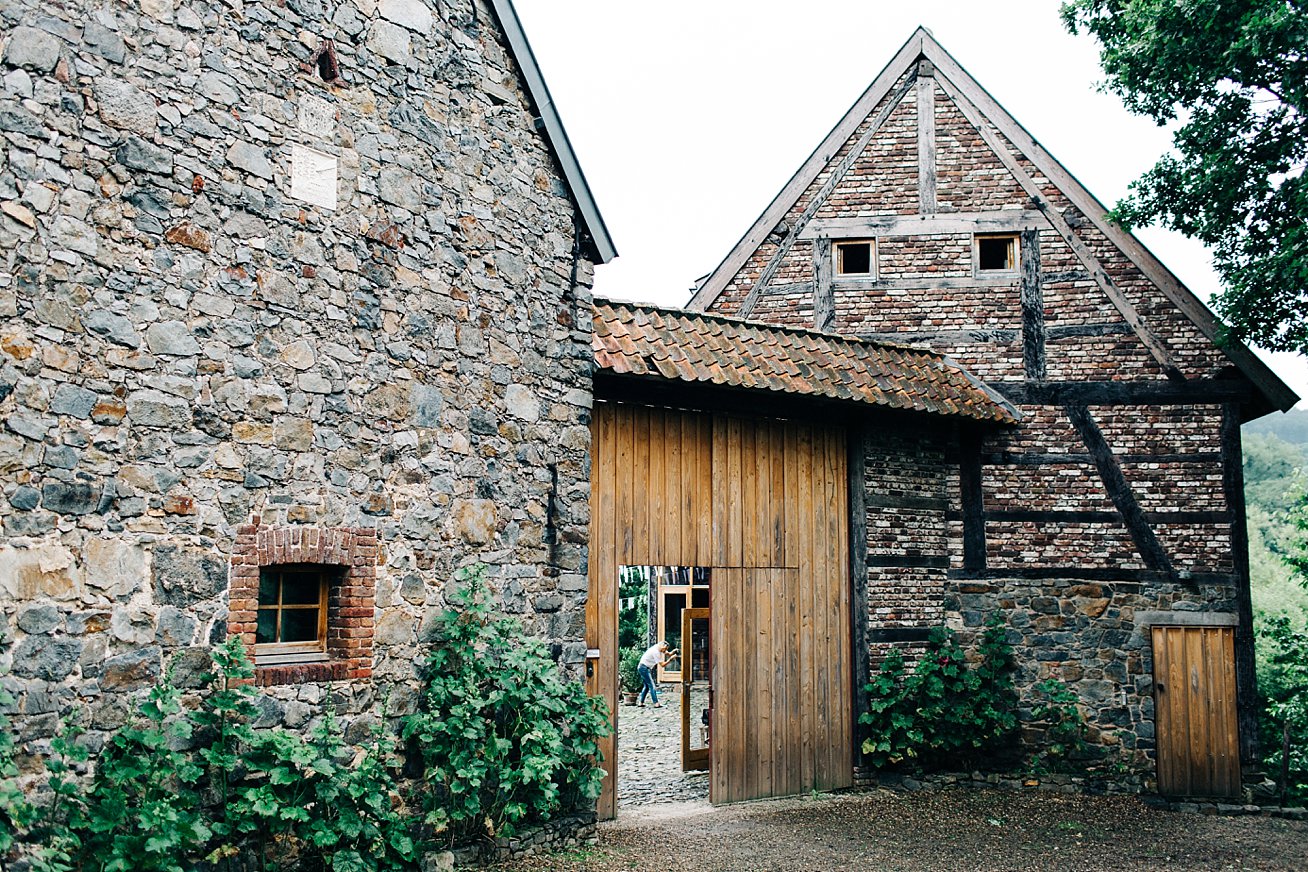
top-left (1152, 625), bottom-right (1241, 798)
top-left (588, 403), bottom-right (853, 814)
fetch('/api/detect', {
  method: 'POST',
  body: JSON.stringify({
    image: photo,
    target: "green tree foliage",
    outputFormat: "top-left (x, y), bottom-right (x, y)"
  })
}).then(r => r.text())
top-left (1062, 0), bottom-right (1308, 352)
top-left (1257, 615), bottom-right (1308, 803)
top-left (1242, 431), bottom-right (1308, 623)
top-left (860, 617), bottom-right (1017, 769)
top-left (402, 565), bottom-right (611, 847)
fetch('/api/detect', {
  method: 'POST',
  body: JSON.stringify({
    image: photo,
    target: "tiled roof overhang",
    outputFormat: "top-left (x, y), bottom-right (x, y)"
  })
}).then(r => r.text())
top-left (593, 299), bottom-right (1020, 425)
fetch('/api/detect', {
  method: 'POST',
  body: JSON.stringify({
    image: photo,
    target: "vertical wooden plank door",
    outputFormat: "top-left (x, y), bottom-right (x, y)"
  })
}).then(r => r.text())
top-left (1151, 625), bottom-right (1241, 798)
top-left (681, 607), bottom-right (710, 772)
top-left (588, 402), bottom-right (853, 818)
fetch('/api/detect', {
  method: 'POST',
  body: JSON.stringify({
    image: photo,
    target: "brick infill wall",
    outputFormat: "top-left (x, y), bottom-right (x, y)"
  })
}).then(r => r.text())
top-left (228, 516), bottom-right (377, 686)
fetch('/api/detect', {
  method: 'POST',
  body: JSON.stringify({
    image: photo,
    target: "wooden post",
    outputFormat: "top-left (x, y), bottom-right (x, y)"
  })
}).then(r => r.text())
top-left (916, 60), bottom-right (936, 214)
top-left (847, 420), bottom-right (869, 755)
top-left (1019, 228), bottom-right (1045, 380)
top-left (1222, 402), bottom-right (1259, 768)
top-left (813, 238), bottom-right (834, 332)
top-left (959, 428), bottom-right (986, 570)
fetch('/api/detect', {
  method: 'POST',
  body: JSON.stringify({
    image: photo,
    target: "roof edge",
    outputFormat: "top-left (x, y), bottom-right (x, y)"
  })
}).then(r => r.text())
top-left (686, 27), bottom-right (928, 310)
top-left (916, 30), bottom-right (1297, 413)
top-left (488, 0), bottom-right (617, 264)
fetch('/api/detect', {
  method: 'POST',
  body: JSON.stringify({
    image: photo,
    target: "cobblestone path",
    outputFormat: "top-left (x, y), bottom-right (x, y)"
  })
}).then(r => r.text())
top-left (615, 690), bottom-right (710, 808)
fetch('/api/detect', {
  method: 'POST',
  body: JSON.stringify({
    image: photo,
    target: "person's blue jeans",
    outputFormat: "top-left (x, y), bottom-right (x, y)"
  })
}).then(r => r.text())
top-left (637, 663), bottom-right (659, 705)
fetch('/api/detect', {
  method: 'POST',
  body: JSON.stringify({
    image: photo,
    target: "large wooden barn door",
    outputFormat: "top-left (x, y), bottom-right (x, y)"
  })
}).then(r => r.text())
top-left (1151, 626), bottom-right (1241, 798)
top-left (587, 402), bottom-right (852, 818)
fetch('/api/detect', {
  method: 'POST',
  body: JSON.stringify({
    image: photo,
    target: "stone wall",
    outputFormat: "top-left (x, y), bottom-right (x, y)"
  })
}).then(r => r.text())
top-left (0, 0), bottom-right (595, 757)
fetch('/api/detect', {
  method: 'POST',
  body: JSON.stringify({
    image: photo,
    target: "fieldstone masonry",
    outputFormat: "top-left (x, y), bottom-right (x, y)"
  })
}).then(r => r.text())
top-left (0, 0), bottom-right (596, 756)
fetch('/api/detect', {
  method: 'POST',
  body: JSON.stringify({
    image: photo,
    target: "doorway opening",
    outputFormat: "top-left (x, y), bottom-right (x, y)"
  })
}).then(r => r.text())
top-left (616, 565), bottom-right (711, 809)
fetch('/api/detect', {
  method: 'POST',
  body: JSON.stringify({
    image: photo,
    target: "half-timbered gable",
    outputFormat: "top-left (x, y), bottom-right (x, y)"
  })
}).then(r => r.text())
top-left (689, 28), bottom-right (1297, 794)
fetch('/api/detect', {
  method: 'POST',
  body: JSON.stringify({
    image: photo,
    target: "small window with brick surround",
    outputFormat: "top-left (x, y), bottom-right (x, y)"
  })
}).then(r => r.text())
top-left (975, 234), bottom-right (1018, 273)
top-left (834, 239), bottom-right (876, 278)
top-left (229, 521), bottom-right (377, 686)
top-left (255, 564), bottom-right (338, 664)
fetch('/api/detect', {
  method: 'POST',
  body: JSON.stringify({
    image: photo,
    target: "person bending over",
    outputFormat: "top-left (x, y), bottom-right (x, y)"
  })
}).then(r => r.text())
top-left (637, 640), bottom-right (677, 708)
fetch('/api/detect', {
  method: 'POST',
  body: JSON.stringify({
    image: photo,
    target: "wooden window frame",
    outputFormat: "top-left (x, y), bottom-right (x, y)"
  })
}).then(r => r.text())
top-left (655, 568), bottom-right (710, 683)
top-left (974, 233), bottom-right (1019, 275)
top-left (228, 520), bottom-right (378, 686)
top-left (254, 564), bottom-right (334, 666)
top-left (833, 238), bottom-right (877, 281)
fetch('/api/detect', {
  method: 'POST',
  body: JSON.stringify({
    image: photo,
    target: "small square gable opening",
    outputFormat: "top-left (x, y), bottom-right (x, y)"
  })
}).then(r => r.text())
top-left (835, 240), bottom-right (874, 277)
top-left (976, 234), bottom-right (1017, 272)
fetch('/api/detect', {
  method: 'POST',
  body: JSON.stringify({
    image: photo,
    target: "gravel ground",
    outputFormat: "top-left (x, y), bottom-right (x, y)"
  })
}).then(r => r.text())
top-left (492, 789), bottom-right (1308, 871)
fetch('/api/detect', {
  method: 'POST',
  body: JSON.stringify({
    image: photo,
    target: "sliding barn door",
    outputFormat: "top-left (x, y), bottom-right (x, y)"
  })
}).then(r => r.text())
top-left (1152, 625), bottom-right (1240, 798)
top-left (587, 402), bottom-right (852, 817)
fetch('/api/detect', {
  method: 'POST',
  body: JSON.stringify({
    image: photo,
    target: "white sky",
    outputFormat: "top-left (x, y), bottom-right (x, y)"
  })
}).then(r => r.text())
top-left (512, 0), bottom-right (1307, 409)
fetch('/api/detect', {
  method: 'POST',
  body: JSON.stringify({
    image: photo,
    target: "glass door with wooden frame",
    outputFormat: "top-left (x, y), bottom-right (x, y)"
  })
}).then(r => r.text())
top-left (681, 606), bottom-right (710, 772)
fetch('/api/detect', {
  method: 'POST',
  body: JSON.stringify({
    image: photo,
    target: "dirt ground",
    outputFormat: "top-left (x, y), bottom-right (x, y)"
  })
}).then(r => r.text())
top-left (492, 789), bottom-right (1308, 872)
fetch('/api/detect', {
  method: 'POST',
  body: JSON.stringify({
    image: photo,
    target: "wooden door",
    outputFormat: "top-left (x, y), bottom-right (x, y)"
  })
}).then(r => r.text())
top-left (681, 607), bottom-right (710, 772)
top-left (587, 402), bottom-right (853, 817)
top-left (1152, 625), bottom-right (1241, 798)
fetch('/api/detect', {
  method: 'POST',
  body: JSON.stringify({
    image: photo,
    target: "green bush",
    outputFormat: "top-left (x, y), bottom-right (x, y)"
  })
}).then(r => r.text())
top-left (3, 569), bottom-right (611, 866)
top-left (620, 646), bottom-right (644, 694)
top-left (76, 678), bottom-right (211, 872)
top-left (860, 616), bottom-right (1017, 770)
top-left (402, 565), bottom-right (611, 847)
top-left (1, 638), bottom-right (415, 872)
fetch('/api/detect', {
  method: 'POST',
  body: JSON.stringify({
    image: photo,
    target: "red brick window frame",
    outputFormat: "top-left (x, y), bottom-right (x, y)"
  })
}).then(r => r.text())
top-left (229, 520), bottom-right (376, 687)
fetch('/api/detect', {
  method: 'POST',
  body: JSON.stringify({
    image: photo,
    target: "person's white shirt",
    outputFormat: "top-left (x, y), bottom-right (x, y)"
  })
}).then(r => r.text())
top-left (638, 643), bottom-right (663, 669)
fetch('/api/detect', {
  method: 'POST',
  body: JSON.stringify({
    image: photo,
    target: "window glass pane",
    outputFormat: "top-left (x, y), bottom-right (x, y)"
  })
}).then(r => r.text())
top-left (280, 609), bottom-right (320, 643)
top-left (837, 242), bottom-right (872, 274)
top-left (256, 609), bottom-right (278, 644)
top-left (978, 236), bottom-right (1015, 270)
top-left (281, 571), bottom-right (323, 605)
top-left (691, 587), bottom-right (709, 608)
top-left (258, 571), bottom-right (278, 605)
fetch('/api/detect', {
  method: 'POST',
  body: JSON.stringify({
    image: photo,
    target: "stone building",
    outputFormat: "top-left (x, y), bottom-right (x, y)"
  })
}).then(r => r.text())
top-left (683, 28), bottom-right (1297, 798)
top-left (0, 0), bottom-right (613, 749)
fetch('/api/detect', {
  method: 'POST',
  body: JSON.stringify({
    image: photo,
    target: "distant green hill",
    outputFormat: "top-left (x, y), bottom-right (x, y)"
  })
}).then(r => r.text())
top-left (1242, 417), bottom-right (1308, 625)
top-left (1246, 408), bottom-right (1308, 453)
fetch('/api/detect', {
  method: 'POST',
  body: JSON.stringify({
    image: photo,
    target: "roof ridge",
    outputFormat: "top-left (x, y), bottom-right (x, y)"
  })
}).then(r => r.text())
top-left (594, 295), bottom-right (941, 359)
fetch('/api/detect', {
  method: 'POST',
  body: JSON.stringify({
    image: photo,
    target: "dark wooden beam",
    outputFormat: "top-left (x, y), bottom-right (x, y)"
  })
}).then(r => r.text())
top-left (994, 379), bottom-right (1252, 406)
top-left (1047, 323), bottom-right (1134, 340)
top-left (868, 627), bottom-right (934, 643)
top-left (955, 509), bottom-right (1229, 525)
top-left (959, 429), bottom-right (986, 570)
top-left (859, 327), bottom-right (1019, 345)
top-left (1020, 228), bottom-right (1045, 380)
top-left (983, 451), bottom-right (1224, 466)
top-left (813, 238), bottom-right (834, 332)
top-left (867, 554), bottom-right (950, 569)
top-left (1065, 404), bottom-right (1175, 575)
top-left (949, 567), bottom-right (1237, 585)
top-left (848, 423), bottom-right (870, 727)
top-left (1043, 269), bottom-right (1093, 284)
top-left (1223, 402), bottom-right (1259, 768)
top-left (866, 493), bottom-right (951, 512)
